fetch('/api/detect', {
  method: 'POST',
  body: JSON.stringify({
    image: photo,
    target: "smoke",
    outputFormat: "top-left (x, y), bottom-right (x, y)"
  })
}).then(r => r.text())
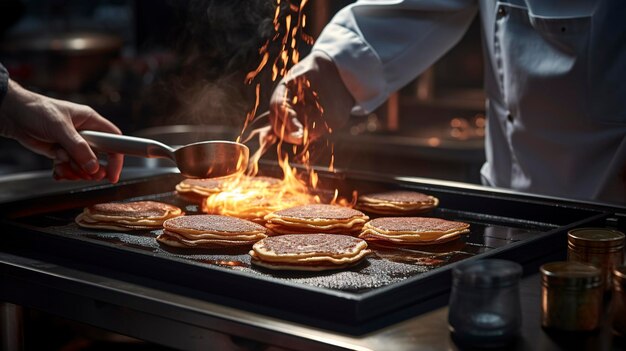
top-left (134, 0), bottom-right (312, 151)
top-left (196, 0), bottom-right (276, 77)
top-left (145, 0), bottom-right (283, 131)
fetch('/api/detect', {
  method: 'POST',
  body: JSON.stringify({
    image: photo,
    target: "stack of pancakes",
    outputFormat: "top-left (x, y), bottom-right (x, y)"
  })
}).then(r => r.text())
top-left (175, 176), bottom-right (234, 202)
top-left (177, 176), bottom-right (282, 198)
top-left (264, 204), bottom-right (369, 235)
top-left (357, 190), bottom-right (439, 215)
top-left (359, 217), bottom-right (470, 245)
top-left (249, 233), bottom-right (371, 271)
top-left (76, 201), bottom-right (183, 231)
top-left (157, 214), bottom-right (268, 248)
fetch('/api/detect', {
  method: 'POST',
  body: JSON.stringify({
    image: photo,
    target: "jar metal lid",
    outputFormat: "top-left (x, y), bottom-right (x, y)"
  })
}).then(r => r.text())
top-left (567, 228), bottom-right (625, 248)
top-left (540, 261), bottom-right (602, 289)
top-left (453, 259), bottom-right (522, 288)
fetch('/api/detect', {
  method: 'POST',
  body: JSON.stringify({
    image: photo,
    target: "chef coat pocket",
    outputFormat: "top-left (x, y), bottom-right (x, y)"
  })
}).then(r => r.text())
top-left (494, 2), bottom-right (591, 119)
top-left (527, 15), bottom-right (591, 57)
top-left (493, 3), bottom-right (594, 121)
top-left (529, 12), bottom-right (625, 125)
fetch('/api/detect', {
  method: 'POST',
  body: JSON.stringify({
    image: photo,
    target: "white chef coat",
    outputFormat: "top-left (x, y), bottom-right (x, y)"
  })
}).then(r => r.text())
top-left (314, 0), bottom-right (626, 204)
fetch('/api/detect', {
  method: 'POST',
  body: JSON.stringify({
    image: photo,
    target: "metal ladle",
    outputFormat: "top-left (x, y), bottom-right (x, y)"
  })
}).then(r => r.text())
top-left (80, 131), bottom-right (249, 178)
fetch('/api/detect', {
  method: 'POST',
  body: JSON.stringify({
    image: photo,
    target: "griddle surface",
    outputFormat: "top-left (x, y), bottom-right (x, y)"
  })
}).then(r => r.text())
top-left (3, 172), bottom-right (610, 331)
top-left (19, 191), bottom-right (543, 294)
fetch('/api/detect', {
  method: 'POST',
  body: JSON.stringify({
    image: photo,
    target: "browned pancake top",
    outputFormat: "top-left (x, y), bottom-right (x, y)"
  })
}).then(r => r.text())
top-left (250, 176), bottom-right (282, 185)
top-left (362, 191), bottom-right (433, 203)
top-left (182, 176), bottom-right (281, 189)
top-left (164, 214), bottom-right (266, 233)
top-left (256, 234), bottom-right (365, 255)
top-left (89, 201), bottom-right (179, 217)
top-left (368, 217), bottom-right (469, 232)
top-left (181, 177), bottom-right (230, 189)
top-left (272, 204), bottom-right (365, 220)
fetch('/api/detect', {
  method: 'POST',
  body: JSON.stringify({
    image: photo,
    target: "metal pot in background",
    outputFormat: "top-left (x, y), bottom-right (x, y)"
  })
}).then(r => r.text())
top-left (1, 31), bottom-right (122, 93)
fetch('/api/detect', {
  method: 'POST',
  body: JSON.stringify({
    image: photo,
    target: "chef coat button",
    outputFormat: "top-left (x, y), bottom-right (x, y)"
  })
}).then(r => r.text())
top-left (507, 112), bottom-right (514, 123)
top-left (497, 6), bottom-right (507, 19)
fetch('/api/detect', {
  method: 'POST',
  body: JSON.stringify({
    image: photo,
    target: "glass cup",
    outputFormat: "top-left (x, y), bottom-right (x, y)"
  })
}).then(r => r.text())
top-left (448, 259), bottom-right (523, 348)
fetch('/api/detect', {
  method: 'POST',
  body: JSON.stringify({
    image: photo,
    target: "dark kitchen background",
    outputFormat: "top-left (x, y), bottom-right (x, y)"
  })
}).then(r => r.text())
top-left (1, 1), bottom-right (484, 349)
top-left (0, 0), bottom-right (485, 181)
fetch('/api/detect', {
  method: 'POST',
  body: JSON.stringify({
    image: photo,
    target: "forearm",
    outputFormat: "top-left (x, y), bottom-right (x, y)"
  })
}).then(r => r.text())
top-left (0, 78), bottom-right (34, 138)
top-left (0, 78), bottom-right (17, 138)
top-left (0, 63), bottom-right (8, 110)
top-left (313, 0), bottom-right (478, 114)
top-left (0, 64), bottom-right (123, 182)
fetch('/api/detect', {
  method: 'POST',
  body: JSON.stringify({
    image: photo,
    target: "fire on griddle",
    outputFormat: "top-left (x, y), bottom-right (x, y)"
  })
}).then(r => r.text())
top-left (200, 0), bottom-right (354, 222)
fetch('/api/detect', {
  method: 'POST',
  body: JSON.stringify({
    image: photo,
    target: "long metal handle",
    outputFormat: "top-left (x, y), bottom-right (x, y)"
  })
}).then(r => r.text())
top-left (79, 131), bottom-right (176, 160)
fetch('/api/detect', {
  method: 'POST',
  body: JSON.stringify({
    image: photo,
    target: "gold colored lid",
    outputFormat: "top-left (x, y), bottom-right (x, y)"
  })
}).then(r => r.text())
top-left (568, 227), bottom-right (625, 248)
top-left (540, 261), bottom-right (602, 289)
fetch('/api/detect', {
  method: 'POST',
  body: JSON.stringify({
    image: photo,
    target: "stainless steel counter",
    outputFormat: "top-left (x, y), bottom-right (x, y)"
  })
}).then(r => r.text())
top-left (1, 250), bottom-right (623, 351)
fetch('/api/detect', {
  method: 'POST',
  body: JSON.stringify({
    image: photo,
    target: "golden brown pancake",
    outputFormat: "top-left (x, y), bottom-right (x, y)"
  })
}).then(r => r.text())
top-left (177, 176), bottom-right (281, 199)
top-left (175, 176), bottom-right (236, 202)
top-left (157, 214), bottom-right (268, 248)
top-left (178, 177), bottom-right (228, 192)
top-left (76, 201), bottom-right (183, 231)
top-left (246, 176), bottom-right (282, 186)
top-left (264, 204), bottom-right (369, 235)
top-left (357, 190), bottom-right (439, 215)
top-left (359, 217), bottom-right (470, 245)
top-left (249, 233), bottom-right (371, 271)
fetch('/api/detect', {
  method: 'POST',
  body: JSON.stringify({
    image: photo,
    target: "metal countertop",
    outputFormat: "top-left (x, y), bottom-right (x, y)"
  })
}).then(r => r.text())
top-left (1, 239), bottom-right (623, 350)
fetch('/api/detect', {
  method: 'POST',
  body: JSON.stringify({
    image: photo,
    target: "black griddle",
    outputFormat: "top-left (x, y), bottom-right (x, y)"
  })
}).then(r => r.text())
top-left (0, 169), bottom-right (613, 334)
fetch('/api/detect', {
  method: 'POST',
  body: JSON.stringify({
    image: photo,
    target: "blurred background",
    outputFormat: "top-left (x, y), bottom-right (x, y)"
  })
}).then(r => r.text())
top-left (0, 0), bottom-right (486, 183)
top-left (0, 1), bottom-right (487, 349)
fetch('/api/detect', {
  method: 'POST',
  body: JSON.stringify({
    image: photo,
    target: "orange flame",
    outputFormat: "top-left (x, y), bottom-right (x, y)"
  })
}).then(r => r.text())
top-left (203, 0), bottom-right (352, 221)
top-left (245, 47), bottom-right (269, 84)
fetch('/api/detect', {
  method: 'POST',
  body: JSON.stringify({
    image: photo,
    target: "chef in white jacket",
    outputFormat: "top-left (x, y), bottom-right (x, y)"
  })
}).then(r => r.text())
top-left (270, 0), bottom-right (626, 204)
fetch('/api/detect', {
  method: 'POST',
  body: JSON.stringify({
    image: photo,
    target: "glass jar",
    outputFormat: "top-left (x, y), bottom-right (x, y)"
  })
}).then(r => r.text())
top-left (567, 227), bottom-right (625, 291)
top-left (612, 266), bottom-right (626, 337)
top-left (541, 261), bottom-right (603, 331)
top-left (448, 259), bottom-right (522, 348)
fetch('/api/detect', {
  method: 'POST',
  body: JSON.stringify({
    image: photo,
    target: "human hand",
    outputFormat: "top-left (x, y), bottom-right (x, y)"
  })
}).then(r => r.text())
top-left (269, 51), bottom-right (354, 145)
top-left (0, 80), bottom-right (124, 182)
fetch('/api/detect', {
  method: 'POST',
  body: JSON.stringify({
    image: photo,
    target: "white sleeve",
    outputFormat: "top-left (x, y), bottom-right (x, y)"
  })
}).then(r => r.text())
top-left (313, 0), bottom-right (478, 114)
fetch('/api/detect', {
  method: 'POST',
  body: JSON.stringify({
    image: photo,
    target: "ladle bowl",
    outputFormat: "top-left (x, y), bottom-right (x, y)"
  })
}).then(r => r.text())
top-left (80, 131), bottom-right (249, 178)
